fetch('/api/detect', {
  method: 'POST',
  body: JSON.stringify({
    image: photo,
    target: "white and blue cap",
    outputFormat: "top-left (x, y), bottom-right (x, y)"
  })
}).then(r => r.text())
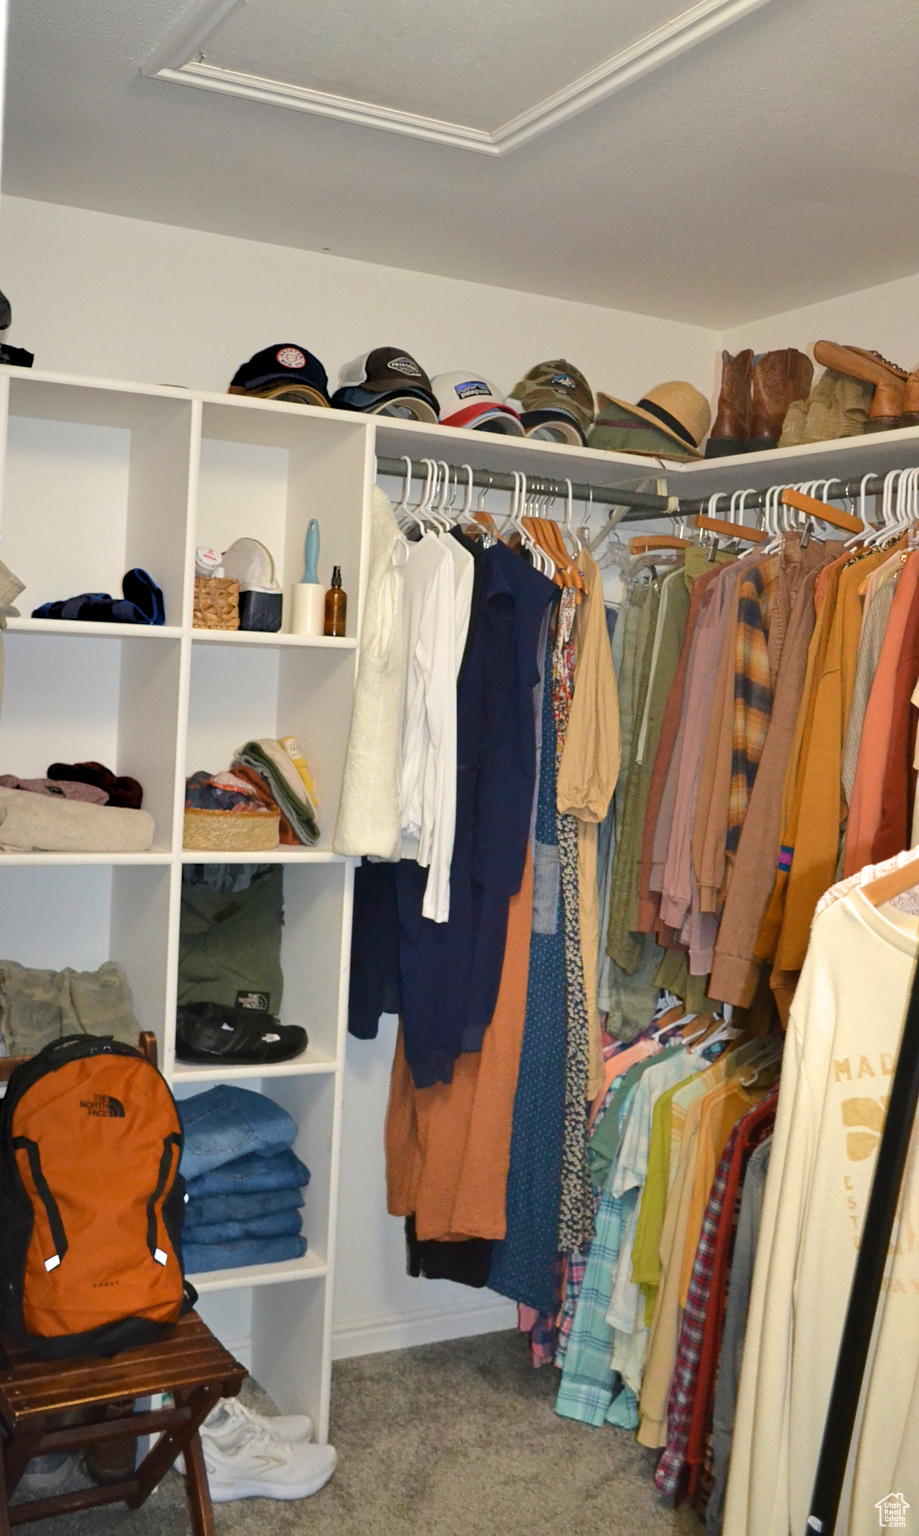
top-left (431, 372), bottom-right (525, 435)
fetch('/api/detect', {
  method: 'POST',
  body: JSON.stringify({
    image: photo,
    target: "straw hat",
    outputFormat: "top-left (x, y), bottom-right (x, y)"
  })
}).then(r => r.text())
top-left (596, 381), bottom-right (711, 457)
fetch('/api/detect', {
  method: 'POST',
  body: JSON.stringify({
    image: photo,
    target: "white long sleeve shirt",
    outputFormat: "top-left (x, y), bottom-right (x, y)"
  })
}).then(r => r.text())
top-left (399, 533), bottom-right (456, 923)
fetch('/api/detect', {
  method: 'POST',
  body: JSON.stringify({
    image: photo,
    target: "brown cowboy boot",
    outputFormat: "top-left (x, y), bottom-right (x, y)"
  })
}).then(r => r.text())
top-left (749, 349), bottom-right (814, 451)
top-left (813, 341), bottom-right (907, 432)
top-left (899, 366), bottom-right (919, 427)
top-left (705, 349), bottom-right (753, 458)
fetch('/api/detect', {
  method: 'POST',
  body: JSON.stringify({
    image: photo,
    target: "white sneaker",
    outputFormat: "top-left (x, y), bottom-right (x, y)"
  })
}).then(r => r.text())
top-left (204, 1396), bottom-right (314, 1445)
top-left (202, 1423), bottom-right (337, 1502)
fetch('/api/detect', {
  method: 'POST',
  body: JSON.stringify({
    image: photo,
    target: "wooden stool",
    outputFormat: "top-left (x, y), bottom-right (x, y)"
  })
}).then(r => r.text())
top-left (0, 1311), bottom-right (246, 1534)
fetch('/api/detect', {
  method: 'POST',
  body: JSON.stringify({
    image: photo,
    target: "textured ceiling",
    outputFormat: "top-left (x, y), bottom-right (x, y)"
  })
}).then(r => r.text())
top-left (4, 0), bottom-right (919, 326)
top-left (193, 0), bottom-right (691, 132)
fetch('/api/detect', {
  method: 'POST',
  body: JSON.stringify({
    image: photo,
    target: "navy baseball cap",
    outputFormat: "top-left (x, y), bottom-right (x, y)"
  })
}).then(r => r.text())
top-left (229, 344), bottom-right (330, 407)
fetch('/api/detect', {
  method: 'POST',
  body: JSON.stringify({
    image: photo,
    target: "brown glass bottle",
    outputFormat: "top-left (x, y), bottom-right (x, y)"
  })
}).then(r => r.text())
top-left (324, 566), bottom-right (347, 636)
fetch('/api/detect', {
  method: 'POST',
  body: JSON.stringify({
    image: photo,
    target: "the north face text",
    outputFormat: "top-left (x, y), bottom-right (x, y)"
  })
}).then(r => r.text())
top-left (79, 1095), bottom-right (125, 1118)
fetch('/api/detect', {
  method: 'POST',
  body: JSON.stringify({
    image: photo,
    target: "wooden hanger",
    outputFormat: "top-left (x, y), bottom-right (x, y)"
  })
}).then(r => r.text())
top-left (858, 850), bottom-right (919, 906)
top-left (781, 489), bottom-right (863, 534)
top-left (694, 513), bottom-right (768, 544)
top-left (629, 534), bottom-right (690, 555)
top-left (523, 516), bottom-right (587, 594)
top-left (521, 516), bottom-right (563, 587)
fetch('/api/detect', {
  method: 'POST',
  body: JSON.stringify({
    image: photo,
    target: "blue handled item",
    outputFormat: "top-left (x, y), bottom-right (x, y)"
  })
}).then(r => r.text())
top-left (303, 519), bottom-right (320, 584)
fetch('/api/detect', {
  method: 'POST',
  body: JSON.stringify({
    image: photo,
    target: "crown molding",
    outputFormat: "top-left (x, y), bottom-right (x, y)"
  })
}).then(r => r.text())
top-left (144, 0), bottom-right (774, 157)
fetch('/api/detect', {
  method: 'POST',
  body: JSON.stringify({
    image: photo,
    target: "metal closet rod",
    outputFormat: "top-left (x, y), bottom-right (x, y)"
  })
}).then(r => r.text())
top-left (678, 471), bottom-right (892, 517)
top-left (374, 454), bottom-right (672, 516)
top-left (375, 456), bottom-right (898, 524)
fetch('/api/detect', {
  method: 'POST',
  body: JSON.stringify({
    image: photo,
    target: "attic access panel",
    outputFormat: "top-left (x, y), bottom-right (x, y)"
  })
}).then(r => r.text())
top-left (145, 0), bottom-right (773, 154)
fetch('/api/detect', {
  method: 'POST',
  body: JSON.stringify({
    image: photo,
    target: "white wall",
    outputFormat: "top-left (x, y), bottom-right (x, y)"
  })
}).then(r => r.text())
top-left (721, 269), bottom-right (919, 368)
top-left (0, 196), bottom-right (719, 404)
top-left (0, 193), bottom-right (718, 1358)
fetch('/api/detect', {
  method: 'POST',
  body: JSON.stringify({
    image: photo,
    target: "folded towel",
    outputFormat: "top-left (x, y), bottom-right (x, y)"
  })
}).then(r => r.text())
top-left (185, 1148), bottom-right (311, 1197)
top-left (233, 739), bottom-right (319, 845)
top-left (184, 1208), bottom-right (303, 1244)
top-left (0, 790), bottom-right (154, 853)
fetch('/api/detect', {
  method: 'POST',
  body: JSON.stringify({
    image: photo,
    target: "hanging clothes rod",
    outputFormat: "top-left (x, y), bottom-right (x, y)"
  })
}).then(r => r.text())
top-left (374, 454), bottom-right (675, 517)
top-left (677, 471), bottom-right (893, 517)
top-left (376, 454), bottom-right (908, 525)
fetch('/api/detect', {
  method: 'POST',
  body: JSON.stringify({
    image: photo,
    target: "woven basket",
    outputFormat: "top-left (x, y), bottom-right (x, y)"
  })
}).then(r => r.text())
top-left (194, 576), bottom-right (240, 630)
top-left (183, 806), bottom-right (280, 852)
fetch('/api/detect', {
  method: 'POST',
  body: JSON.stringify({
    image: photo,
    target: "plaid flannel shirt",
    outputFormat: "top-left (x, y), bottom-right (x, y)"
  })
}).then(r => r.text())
top-left (653, 1126), bottom-right (739, 1497)
top-left (726, 561), bottom-right (777, 856)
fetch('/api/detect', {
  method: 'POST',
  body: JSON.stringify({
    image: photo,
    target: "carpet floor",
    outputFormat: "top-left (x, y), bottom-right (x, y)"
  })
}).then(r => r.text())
top-left (14, 1330), bottom-right (701, 1536)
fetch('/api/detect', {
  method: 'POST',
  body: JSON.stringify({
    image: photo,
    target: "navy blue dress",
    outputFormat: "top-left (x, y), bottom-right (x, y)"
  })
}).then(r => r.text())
top-left (396, 539), bottom-right (555, 1088)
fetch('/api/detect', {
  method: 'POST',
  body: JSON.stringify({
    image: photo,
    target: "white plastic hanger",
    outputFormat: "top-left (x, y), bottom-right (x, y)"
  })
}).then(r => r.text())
top-left (844, 472), bottom-right (876, 548)
top-left (426, 459), bottom-right (452, 532)
top-left (396, 455), bottom-right (427, 534)
top-left (564, 477), bottom-right (582, 555)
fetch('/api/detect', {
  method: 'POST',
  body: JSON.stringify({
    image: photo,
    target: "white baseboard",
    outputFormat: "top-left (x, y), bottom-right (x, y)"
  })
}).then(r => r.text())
top-left (332, 1297), bottom-right (518, 1360)
top-left (201, 1304), bottom-right (518, 1373)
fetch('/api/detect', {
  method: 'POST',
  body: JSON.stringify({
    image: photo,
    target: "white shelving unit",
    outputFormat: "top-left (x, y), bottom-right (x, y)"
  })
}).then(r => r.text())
top-left (5, 365), bottom-right (919, 1438)
top-left (0, 368), bottom-right (372, 1445)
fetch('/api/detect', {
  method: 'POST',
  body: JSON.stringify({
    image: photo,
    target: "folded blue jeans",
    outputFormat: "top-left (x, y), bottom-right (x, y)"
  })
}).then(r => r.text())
top-left (185, 1188), bottom-right (303, 1225)
top-left (178, 1086), bottom-right (298, 1180)
top-left (184, 1233), bottom-right (307, 1273)
top-left (184, 1208), bottom-right (303, 1244)
top-left (184, 1149), bottom-right (310, 1198)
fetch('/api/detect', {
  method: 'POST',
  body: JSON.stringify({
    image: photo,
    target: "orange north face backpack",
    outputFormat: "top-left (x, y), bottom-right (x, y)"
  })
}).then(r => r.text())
top-left (0, 1035), bottom-right (195, 1358)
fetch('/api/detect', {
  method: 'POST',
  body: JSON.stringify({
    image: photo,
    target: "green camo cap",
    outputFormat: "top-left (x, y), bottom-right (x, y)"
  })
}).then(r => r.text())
top-left (509, 359), bottom-right (595, 433)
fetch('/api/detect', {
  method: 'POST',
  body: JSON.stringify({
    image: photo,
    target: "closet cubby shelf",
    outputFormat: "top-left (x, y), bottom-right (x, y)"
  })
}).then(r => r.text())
top-left (0, 366), bottom-right (359, 1443)
top-left (0, 850), bottom-right (173, 866)
top-left (190, 1252), bottom-right (328, 1295)
top-left (4, 618), bottom-right (185, 640)
top-left (190, 630), bottom-right (357, 649)
top-left (171, 1049), bottom-right (338, 1083)
top-left (178, 849), bottom-right (345, 863)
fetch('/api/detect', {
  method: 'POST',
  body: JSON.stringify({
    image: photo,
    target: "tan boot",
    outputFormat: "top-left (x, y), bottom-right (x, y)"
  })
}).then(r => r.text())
top-left (833, 373), bottom-right (875, 437)
top-left (749, 349), bottom-right (814, 450)
top-left (705, 349), bottom-right (752, 457)
top-left (866, 376), bottom-right (905, 432)
top-left (794, 368), bottom-right (838, 444)
top-left (813, 341), bottom-right (907, 383)
top-left (779, 397), bottom-right (807, 447)
top-left (813, 341), bottom-right (907, 432)
top-left (900, 368), bottom-right (919, 427)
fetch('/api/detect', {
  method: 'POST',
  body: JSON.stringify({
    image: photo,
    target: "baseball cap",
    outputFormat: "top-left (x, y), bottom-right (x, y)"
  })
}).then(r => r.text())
top-left (229, 345), bottom-right (330, 408)
top-left (509, 360), bottom-right (594, 441)
top-left (332, 347), bottom-right (438, 422)
top-left (432, 372), bottom-right (524, 435)
top-left (519, 409), bottom-right (587, 447)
